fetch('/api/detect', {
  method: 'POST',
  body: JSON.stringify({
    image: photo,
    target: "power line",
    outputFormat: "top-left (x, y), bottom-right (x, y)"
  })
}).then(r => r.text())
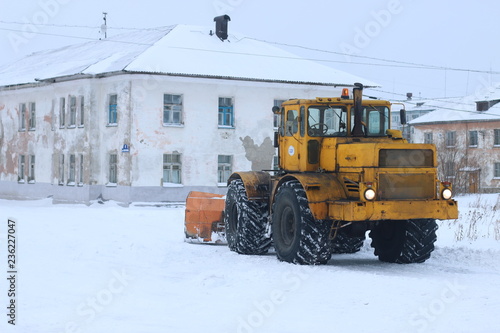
top-left (239, 37), bottom-right (500, 75)
top-left (0, 27), bottom-right (153, 46)
top-left (1, 19), bottom-right (498, 75)
top-left (0, 25), bottom-right (487, 73)
top-left (370, 88), bottom-right (500, 118)
top-left (0, 20), bottom-right (167, 31)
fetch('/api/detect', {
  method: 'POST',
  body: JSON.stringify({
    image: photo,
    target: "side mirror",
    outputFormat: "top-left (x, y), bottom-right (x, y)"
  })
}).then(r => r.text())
top-left (400, 109), bottom-right (407, 125)
top-left (272, 106), bottom-right (280, 114)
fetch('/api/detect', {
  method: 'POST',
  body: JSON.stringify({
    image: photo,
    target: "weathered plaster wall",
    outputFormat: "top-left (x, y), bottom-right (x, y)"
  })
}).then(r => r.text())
top-left (0, 73), bottom-right (341, 202)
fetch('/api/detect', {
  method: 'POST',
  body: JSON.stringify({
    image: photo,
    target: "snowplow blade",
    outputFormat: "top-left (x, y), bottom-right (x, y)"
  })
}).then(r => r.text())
top-left (184, 191), bottom-right (226, 244)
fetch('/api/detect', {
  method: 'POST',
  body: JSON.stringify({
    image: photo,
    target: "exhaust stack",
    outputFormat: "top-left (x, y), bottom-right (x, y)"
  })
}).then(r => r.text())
top-left (351, 82), bottom-right (364, 137)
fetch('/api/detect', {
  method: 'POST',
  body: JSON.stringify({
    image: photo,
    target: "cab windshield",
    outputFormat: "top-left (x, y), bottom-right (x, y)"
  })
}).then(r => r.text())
top-left (351, 105), bottom-right (390, 137)
top-left (308, 106), bottom-right (347, 137)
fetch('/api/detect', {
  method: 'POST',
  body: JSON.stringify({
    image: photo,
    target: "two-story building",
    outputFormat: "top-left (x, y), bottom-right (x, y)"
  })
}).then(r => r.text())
top-left (410, 90), bottom-right (500, 193)
top-left (0, 23), bottom-right (375, 203)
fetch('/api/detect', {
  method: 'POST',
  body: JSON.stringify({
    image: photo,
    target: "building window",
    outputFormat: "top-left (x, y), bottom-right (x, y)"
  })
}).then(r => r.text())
top-left (18, 155), bottom-right (25, 183)
top-left (446, 131), bottom-right (456, 147)
top-left (79, 154), bottom-right (84, 185)
top-left (163, 94), bottom-right (183, 125)
top-left (19, 103), bottom-right (26, 131)
top-left (217, 155), bottom-right (232, 184)
top-left (109, 154), bottom-right (118, 184)
top-left (59, 154), bottom-right (65, 185)
top-left (424, 132), bottom-right (433, 144)
top-left (108, 94), bottom-right (118, 125)
top-left (494, 129), bottom-right (500, 146)
top-left (469, 130), bottom-right (478, 147)
top-left (218, 97), bottom-right (234, 127)
top-left (79, 96), bottom-right (85, 127)
top-left (59, 97), bottom-right (66, 127)
top-left (68, 154), bottom-right (76, 185)
top-left (163, 153), bottom-right (182, 184)
top-left (495, 163), bottom-right (500, 178)
top-left (28, 155), bottom-right (35, 183)
top-left (273, 100), bottom-right (285, 128)
top-left (445, 161), bottom-right (455, 179)
top-left (273, 155), bottom-right (279, 170)
top-left (29, 102), bottom-right (36, 130)
top-left (69, 96), bottom-right (77, 127)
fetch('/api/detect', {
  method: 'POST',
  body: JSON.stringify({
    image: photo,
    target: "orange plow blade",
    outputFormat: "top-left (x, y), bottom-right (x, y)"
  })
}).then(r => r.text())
top-left (184, 191), bottom-right (226, 244)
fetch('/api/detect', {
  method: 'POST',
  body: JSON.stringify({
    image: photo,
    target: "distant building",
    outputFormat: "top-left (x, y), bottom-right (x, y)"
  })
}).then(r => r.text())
top-left (410, 89), bottom-right (500, 193)
top-left (0, 23), bottom-right (375, 203)
top-left (390, 96), bottom-right (437, 141)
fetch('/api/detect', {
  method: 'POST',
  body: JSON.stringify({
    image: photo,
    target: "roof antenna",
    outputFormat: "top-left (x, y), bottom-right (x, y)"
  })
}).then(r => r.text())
top-left (100, 12), bottom-right (108, 39)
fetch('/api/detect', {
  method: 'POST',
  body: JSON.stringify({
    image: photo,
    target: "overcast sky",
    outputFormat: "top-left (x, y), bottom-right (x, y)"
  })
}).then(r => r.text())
top-left (1, 0), bottom-right (499, 101)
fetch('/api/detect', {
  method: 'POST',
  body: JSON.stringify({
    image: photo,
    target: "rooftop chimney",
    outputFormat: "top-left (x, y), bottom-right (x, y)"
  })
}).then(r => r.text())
top-left (214, 15), bottom-right (231, 41)
top-left (406, 92), bottom-right (413, 101)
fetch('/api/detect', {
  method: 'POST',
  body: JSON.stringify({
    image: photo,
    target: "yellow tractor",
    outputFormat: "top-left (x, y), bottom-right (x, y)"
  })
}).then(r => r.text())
top-left (185, 83), bottom-right (458, 264)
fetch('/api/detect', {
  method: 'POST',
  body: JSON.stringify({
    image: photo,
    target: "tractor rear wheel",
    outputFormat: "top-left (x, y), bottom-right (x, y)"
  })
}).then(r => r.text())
top-left (331, 230), bottom-right (365, 254)
top-left (369, 219), bottom-right (438, 263)
top-left (272, 180), bottom-right (332, 265)
top-left (225, 179), bottom-right (271, 255)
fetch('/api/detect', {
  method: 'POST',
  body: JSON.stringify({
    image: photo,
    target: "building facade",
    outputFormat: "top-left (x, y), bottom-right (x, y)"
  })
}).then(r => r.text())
top-left (411, 94), bottom-right (500, 194)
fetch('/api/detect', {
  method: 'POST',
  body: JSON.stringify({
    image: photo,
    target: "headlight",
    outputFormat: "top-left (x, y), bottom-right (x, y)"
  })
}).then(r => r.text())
top-left (364, 188), bottom-right (376, 201)
top-left (442, 188), bottom-right (452, 200)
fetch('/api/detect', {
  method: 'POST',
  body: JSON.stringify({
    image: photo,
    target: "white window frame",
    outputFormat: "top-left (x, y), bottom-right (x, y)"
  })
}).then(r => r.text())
top-left (18, 155), bottom-right (26, 183)
top-left (424, 132), bottom-right (433, 144)
top-left (494, 162), bottom-right (500, 179)
top-left (108, 154), bottom-right (118, 185)
top-left (28, 155), bottom-right (35, 183)
top-left (217, 155), bottom-right (232, 185)
top-left (29, 102), bottom-right (36, 130)
top-left (19, 103), bottom-right (26, 131)
top-left (78, 154), bottom-right (84, 186)
top-left (163, 153), bottom-right (182, 186)
top-left (494, 129), bottom-right (500, 147)
top-left (68, 154), bottom-right (76, 185)
top-left (446, 131), bottom-right (456, 148)
top-left (59, 154), bottom-right (65, 185)
top-left (59, 97), bottom-right (66, 128)
top-left (469, 130), bottom-right (478, 147)
top-left (163, 94), bottom-right (183, 126)
top-left (69, 96), bottom-right (77, 128)
top-left (79, 96), bottom-right (85, 127)
top-left (445, 161), bottom-right (455, 179)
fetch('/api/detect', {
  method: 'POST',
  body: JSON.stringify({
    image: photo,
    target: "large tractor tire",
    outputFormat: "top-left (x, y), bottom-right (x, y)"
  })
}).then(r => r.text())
top-left (369, 219), bottom-right (438, 264)
top-left (331, 230), bottom-right (365, 254)
top-left (272, 180), bottom-right (332, 265)
top-left (225, 179), bottom-right (271, 255)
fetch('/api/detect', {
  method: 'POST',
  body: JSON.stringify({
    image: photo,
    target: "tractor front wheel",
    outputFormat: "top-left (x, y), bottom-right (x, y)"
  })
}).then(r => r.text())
top-left (272, 180), bottom-right (332, 265)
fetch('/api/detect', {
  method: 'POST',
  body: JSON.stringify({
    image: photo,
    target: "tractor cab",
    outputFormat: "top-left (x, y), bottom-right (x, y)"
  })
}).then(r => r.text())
top-left (273, 83), bottom-right (406, 173)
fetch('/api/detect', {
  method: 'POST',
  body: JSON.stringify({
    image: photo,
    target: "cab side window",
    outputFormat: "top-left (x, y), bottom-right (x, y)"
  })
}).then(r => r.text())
top-left (285, 110), bottom-right (298, 136)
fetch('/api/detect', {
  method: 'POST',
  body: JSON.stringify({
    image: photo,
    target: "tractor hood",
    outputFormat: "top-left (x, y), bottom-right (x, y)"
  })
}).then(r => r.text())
top-left (336, 143), bottom-right (437, 169)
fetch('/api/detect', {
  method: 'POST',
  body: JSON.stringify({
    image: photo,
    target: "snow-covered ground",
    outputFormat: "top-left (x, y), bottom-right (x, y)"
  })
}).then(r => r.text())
top-left (0, 194), bottom-right (499, 333)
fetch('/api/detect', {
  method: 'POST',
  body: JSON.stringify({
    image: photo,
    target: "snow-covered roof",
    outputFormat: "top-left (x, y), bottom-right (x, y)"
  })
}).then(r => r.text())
top-left (409, 94), bottom-right (500, 125)
top-left (0, 24), bottom-right (377, 88)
